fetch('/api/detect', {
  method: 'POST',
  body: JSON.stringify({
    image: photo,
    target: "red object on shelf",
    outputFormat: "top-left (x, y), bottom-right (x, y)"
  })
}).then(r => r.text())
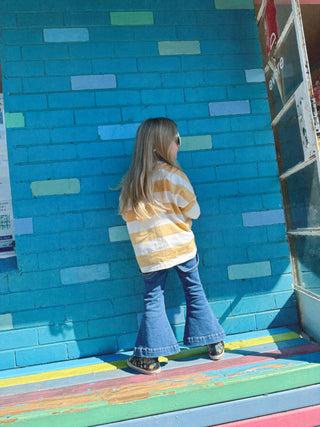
top-left (264, 0), bottom-right (279, 55)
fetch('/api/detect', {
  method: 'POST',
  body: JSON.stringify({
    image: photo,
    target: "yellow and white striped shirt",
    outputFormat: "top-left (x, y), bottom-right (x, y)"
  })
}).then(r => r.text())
top-left (124, 162), bottom-right (200, 273)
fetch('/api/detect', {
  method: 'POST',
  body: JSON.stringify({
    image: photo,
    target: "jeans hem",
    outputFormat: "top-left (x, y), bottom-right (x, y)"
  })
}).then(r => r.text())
top-left (184, 332), bottom-right (226, 347)
top-left (133, 344), bottom-right (180, 358)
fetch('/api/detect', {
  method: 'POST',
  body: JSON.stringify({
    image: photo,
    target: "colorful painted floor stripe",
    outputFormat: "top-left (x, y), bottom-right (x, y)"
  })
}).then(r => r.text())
top-left (0, 328), bottom-right (319, 426)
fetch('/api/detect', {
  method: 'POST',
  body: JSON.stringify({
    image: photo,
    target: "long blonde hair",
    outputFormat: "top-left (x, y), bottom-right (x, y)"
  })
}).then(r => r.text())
top-left (119, 117), bottom-right (180, 220)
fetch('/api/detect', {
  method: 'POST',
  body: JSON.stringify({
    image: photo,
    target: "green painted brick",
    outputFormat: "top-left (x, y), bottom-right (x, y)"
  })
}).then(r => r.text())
top-left (228, 261), bottom-right (271, 280)
top-left (109, 225), bottom-right (130, 242)
top-left (30, 178), bottom-right (80, 197)
top-left (180, 135), bottom-right (212, 152)
top-left (110, 12), bottom-right (154, 26)
top-left (5, 113), bottom-right (25, 128)
top-left (214, 0), bottom-right (254, 9)
top-left (0, 314), bottom-right (13, 331)
top-left (158, 41), bottom-right (200, 56)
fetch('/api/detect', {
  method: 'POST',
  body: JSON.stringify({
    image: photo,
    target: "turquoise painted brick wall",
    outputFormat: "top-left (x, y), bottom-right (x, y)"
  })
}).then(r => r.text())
top-left (0, 0), bottom-right (298, 369)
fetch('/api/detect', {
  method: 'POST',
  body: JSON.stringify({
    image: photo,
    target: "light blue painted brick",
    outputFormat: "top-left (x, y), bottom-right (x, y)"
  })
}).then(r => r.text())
top-left (141, 88), bottom-right (184, 104)
top-left (231, 294), bottom-right (276, 315)
top-left (75, 107), bottom-right (121, 125)
top-left (167, 103), bottom-right (208, 120)
top-left (26, 110), bottom-right (73, 128)
top-left (122, 105), bottom-right (166, 122)
top-left (0, 351), bottom-right (15, 370)
top-left (44, 28), bottom-right (89, 43)
top-left (137, 57), bottom-right (180, 72)
top-left (162, 71), bottom-right (204, 88)
top-left (71, 74), bottom-right (116, 90)
top-left (38, 322), bottom-right (88, 344)
top-left (158, 40), bottom-right (200, 55)
top-left (14, 218), bottom-right (33, 236)
top-left (221, 314), bottom-right (256, 334)
top-left (117, 73), bottom-right (161, 89)
top-left (243, 209), bottom-right (285, 227)
top-left (93, 58), bottom-right (137, 74)
top-left (16, 343), bottom-right (67, 367)
top-left (48, 92), bottom-right (95, 109)
top-left (228, 261), bottom-right (271, 280)
top-left (109, 226), bottom-right (129, 242)
top-left (245, 68), bottom-right (265, 82)
top-left (6, 61), bottom-right (44, 77)
top-left (23, 76), bottom-right (70, 93)
top-left (0, 329), bottom-right (37, 351)
top-left (67, 336), bottom-right (117, 359)
top-left (98, 123), bottom-right (140, 141)
top-left (0, 314), bottom-right (13, 331)
top-left (227, 83), bottom-right (267, 100)
top-left (185, 87), bottom-right (226, 102)
top-left (45, 59), bottom-right (92, 76)
top-left (60, 263), bottom-right (110, 285)
top-left (96, 90), bottom-right (140, 106)
top-left (216, 163), bottom-right (258, 181)
top-left (209, 100), bottom-right (250, 116)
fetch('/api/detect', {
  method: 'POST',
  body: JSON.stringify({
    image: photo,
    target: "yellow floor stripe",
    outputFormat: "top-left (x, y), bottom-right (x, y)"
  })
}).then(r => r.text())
top-left (0, 331), bottom-right (300, 389)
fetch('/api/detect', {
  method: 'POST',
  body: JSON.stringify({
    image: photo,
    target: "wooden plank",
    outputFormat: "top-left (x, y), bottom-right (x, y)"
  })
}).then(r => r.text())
top-left (1, 361), bottom-right (320, 426)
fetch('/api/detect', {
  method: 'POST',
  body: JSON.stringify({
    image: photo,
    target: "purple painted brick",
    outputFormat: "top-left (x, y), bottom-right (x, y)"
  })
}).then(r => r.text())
top-left (71, 74), bottom-right (116, 90)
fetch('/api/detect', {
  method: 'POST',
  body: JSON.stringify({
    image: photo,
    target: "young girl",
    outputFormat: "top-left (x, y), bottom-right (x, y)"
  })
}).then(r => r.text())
top-left (119, 117), bottom-right (225, 375)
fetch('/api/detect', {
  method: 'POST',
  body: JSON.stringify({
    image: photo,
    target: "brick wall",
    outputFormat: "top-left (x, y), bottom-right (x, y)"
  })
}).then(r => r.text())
top-left (0, 0), bottom-right (298, 370)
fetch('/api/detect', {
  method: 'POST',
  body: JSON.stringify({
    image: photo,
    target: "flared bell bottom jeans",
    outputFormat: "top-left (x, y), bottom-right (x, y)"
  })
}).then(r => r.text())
top-left (133, 255), bottom-right (226, 358)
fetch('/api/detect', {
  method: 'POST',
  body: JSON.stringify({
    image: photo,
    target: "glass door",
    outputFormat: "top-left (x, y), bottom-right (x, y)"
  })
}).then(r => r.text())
top-left (255, 0), bottom-right (320, 343)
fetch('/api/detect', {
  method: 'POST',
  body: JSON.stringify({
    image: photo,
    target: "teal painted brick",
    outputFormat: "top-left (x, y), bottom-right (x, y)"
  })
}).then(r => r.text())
top-left (209, 100), bottom-right (250, 116)
top-left (2, 29), bottom-right (42, 44)
top-left (204, 247), bottom-right (248, 267)
top-left (222, 54), bottom-right (262, 69)
top-left (48, 92), bottom-right (95, 109)
top-left (220, 24), bottom-right (257, 39)
top-left (198, 214), bottom-right (242, 232)
top-left (13, 198), bottom-right (59, 218)
top-left (258, 161), bottom-right (279, 177)
top-left (60, 263), bottom-right (110, 285)
top-left (122, 105), bottom-right (166, 122)
top-left (109, 260), bottom-right (140, 280)
top-left (228, 261), bottom-right (271, 280)
top-left (216, 163), bottom-right (258, 181)
top-left (17, 12), bottom-right (63, 27)
top-left (274, 291), bottom-right (296, 308)
top-left (45, 59), bottom-right (92, 76)
top-left (187, 117), bottom-right (231, 134)
top-left (88, 313), bottom-right (138, 338)
top-left (141, 88), bottom-right (184, 104)
top-left (33, 213), bottom-right (83, 233)
top-left (267, 224), bottom-right (287, 242)
top-left (158, 40), bottom-right (200, 55)
top-left (154, 11), bottom-right (197, 25)
top-left (69, 43), bottom-right (113, 58)
top-left (239, 177), bottom-right (281, 195)
top-left (7, 128), bottom-right (50, 146)
top-left (71, 74), bottom-right (116, 90)
top-left (177, 25), bottom-right (219, 40)
top-left (26, 109), bottom-right (73, 128)
top-left (16, 343), bottom-right (68, 367)
top-left (262, 193), bottom-right (283, 209)
top-left (227, 83), bottom-right (267, 99)
top-left (242, 209), bottom-right (285, 227)
top-left (22, 44), bottom-right (69, 60)
top-left (77, 141), bottom-right (124, 158)
top-left (6, 61), bottom-right (44, 77)
top-left (29, 144), bottom-right (77, 162)
top-left (51, 126), bottom-right (97, 143)
top-left (0, 328), bottom-right (37, 351)
top-left (0, 13), bottom-right (16, 28)
top-left (115, 41), bottom-right (158, 57)
top-left (65, 299), bottom-right (113, 322)
top-left (117, 332), bottom-right (137, 351)
top-left (220, 195), bottom-right (262, 213)
top-left (96, 90), bottom-right (140, 106)
top-left (2, 46), bottom-right (21, 61)
top-left (135, 26), bottom-right (176, 41)
top-left (197, 231), bottom-right (224, 250)
top-left (186, 166), bottom-right (216, 183)
top-left (195, 181), bottom-right (238, 200)
top-left (67, 336), bottom-right (117, 359)
top-left (65, 11), bottom-right (109, 26)
top-left (5, 94), bottom-right (47, 111)
top-left (109, 226), bottom-right (129, 242)
top-left (93, 58), bottom-right (137, 74)
top-left (0, 274), bottom-right (9, 294)
top-left (167, 103), bottom-right (208, 120)
top-left (3, 77), bottom-right (22, 94)
top-left (110, 11), bottom-right (154, 26)
top-left (75, 107), bottom-right (121, 125)
top-left (162, 71), bottom-right (204, 87)
top-left (224, 227), bottom-right (267, 246)
top-left (117, 73), bottom-right (161, 89)
top-left (235, 145), bottom-right (276, 163)
top-left (231, 294), bottom-right (276, 315)
top-left (205, 70), bottom-right (245, 85)
top-left (90, 27), bottom-right (135, 42)
top-left (44, 28), bottom-right (89, 43)
top-left (35, 285), bottom-right (85, 309)
top-left (247, 242), bottom-right (290, 262)
top-left (179, 135), bottom-right (212, 152)
top-left (31, 179), bottom-right (80, 197)
top-left (271, 259), bottom-right (292, 276)
top-left (255, 307), bottom-right (298, 329)
top-left (5, 113), bottom-right (25, 128)
top-left (0, 313), bottom-right (13, 331)
top-left (251, 99), bottom-right (270, 114)
top-left (0, 0), bottom-right (40, 12)
top-left (254, 130), bottom-right (275, 145)
top-left (181, 55), bottom-right (223, 71)
top-left (201, 39), bottom-right (241, 55)
top-left (0, 351), bottom-right (15, 370)
top-left (38, 321), bottom-right (88, 344)
top-left (221, 314), bottom-right (256, 334)
top-left (184, 87), bottom-right (226, 102)
top-left (99, 123), bottom-right (140, 141)
top-left (192, 149), bottom-right (234, 167)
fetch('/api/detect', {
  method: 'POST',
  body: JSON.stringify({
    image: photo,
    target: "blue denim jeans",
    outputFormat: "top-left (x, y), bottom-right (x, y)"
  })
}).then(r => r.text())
top-left (133, 255), bottom-right (226, 358)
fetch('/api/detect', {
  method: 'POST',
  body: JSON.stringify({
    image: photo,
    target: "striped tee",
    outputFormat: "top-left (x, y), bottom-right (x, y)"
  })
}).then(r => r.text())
top-left (124, 162), bottom-right (200, 273)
